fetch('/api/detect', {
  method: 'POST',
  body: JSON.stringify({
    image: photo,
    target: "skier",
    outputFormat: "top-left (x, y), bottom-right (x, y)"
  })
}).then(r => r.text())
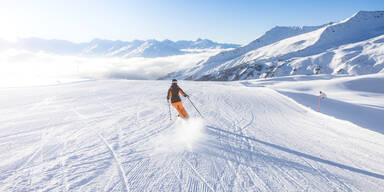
top-left (318, 91), bottom-right (327, 112)
top-left (320, 91), bottom-right (327, 99)
top-left (167, 79), bottom-right (189, 119)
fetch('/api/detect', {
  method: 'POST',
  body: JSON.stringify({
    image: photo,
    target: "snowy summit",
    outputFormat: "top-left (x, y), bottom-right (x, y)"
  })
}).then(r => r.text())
top-left (0, 38), bottom-right (239, 58)
top-left (167, 11), bottom-right (384, 80)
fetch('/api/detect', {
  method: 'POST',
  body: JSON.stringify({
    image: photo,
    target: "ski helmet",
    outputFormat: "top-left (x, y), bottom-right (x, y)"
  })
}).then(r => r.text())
top-left (172, 79), bottom-right (177, 83)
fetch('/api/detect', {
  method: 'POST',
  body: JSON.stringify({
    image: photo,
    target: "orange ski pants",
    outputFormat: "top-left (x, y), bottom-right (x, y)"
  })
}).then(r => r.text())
top-left (171, 101), bottom-right (189, 119)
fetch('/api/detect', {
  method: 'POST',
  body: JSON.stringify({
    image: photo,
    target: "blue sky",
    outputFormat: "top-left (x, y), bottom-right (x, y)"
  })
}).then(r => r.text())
top-left (0, 0), bottom-right (382, 44)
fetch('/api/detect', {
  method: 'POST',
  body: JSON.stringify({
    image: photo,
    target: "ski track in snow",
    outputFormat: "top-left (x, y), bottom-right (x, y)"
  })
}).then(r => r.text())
top-left (0, 78), bottom-right (384, 191)
top-left (98, 133), bottom-right (130, 192)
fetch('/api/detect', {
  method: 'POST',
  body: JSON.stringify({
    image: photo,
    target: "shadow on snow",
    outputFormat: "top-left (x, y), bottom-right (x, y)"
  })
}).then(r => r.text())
top-left (278, 91), bottom-right (384, 135)
top-left (204, 125), bottom-right (384, 180)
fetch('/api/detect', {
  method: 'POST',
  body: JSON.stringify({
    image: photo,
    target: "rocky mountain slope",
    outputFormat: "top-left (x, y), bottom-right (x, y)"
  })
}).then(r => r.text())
top-left (166, 11), bottom-right (384, 80)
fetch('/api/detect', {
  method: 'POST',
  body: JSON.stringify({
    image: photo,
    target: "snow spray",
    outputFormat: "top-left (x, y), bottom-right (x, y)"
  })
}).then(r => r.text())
top-left (150, 118), bottom-right (206, 154)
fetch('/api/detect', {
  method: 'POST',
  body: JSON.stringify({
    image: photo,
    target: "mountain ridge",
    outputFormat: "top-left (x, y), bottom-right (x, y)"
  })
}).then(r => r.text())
top-left (0, 37), bottom-right (240, 58)
top-left (165, 11), bottom-right (384, 81)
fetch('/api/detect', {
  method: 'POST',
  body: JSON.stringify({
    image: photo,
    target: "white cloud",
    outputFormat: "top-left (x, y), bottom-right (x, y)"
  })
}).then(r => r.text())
top-left (0, 49), bottom-right (221, 87)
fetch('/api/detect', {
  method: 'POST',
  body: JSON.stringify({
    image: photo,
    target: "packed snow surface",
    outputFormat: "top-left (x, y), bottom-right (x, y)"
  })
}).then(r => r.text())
top-left (1, 74), bottom-right (384, 191)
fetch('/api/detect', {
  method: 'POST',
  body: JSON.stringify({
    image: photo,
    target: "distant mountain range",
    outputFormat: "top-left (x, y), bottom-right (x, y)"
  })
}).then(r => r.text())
top-left (0, 38), bottom-right (240, 58)
top-left (164, 11), bottom-right (384, 80)
top-left (1, 11), bottom-right (383, 81)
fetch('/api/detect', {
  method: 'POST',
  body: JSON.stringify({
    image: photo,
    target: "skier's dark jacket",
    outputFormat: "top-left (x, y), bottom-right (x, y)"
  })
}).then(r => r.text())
top-left (167, 84), bottom-right (187, 103)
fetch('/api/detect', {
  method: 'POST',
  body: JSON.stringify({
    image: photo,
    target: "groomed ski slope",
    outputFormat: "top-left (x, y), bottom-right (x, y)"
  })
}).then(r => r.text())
top-left (1, 75), bottom-right (384, 191)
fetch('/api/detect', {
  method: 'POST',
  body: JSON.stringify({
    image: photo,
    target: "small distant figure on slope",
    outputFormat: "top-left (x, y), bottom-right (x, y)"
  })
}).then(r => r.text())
top-left (167, 79), bottom-right (190, 119)
top-left (320, 91), bottom-right (327, 99)
top-left (318, 91), bottom-right (327, 112)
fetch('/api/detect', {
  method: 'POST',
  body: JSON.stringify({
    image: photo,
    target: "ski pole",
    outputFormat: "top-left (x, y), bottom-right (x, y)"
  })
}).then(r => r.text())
top-left (187, 96), bottom-right (203, 118)
top-left (318, 94), bottom-right (321, 112)
top-left (168, 101), bottom-right (172, 120)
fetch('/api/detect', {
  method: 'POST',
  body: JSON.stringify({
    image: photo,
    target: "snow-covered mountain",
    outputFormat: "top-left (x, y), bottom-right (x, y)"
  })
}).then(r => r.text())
top-left (166, 11), bottom-right (384, 80)
top-left (0, 38), bottom-right (239, 58)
